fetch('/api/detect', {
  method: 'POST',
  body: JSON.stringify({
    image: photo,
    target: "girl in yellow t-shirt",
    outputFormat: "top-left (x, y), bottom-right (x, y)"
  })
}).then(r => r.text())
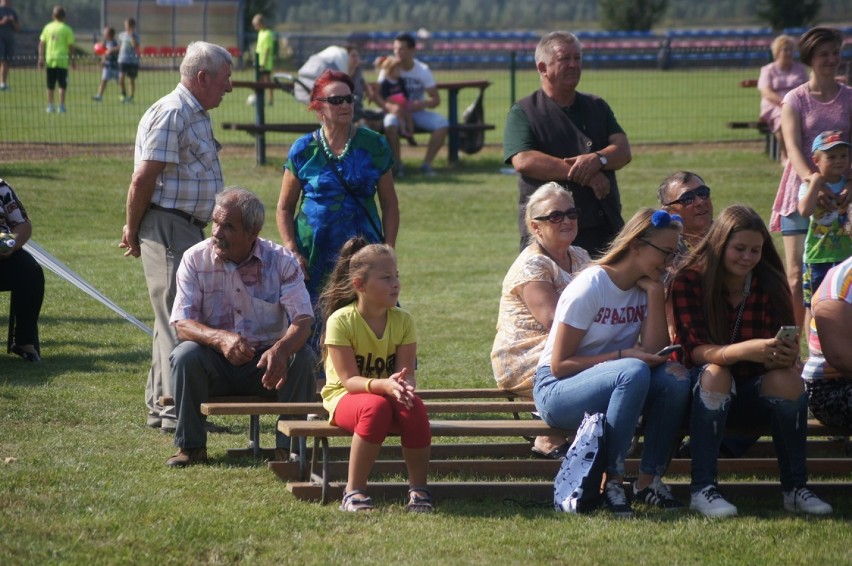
top-left (319, 236), bottom-right (432, 513)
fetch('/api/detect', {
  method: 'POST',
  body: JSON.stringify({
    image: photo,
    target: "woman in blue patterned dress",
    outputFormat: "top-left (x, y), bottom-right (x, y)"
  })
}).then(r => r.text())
top-left (277, 69), bottom-right (399, 352)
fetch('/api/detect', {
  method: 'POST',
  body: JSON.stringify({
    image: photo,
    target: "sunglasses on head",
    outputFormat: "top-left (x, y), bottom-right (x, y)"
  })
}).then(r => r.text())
top-left (314, 94), bottom-right (354, 105)
top-left (665, 185), bottom-right (711, 207)
top-left (534, 208), bottom-right (580, 223)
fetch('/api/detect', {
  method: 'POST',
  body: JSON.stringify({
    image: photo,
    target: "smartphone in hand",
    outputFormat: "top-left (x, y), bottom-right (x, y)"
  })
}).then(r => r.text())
top-left (655, 344), bottom-right (682, 357)
top-left (775, 326), bottom-right (799, 342)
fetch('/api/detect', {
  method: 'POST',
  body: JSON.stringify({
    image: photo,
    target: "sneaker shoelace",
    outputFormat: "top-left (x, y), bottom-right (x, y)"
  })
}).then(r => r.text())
top-left (703, 486), bottom-right (725, 503)
top-left (794, 487), bottom-right (817, 502)
top-left (606, 482), bottom-right (628, 506)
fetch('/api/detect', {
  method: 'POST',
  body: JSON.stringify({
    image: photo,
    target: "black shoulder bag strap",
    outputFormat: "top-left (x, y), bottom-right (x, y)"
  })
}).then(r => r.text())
top-left (315, 130), bottom-right (385, 243)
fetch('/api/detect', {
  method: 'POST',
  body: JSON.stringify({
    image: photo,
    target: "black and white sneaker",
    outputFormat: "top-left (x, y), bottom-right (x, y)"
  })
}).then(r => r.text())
top-left (602, 479), bottom-right (635, 518)
top-left (633, 477), bottom-right (684, 510)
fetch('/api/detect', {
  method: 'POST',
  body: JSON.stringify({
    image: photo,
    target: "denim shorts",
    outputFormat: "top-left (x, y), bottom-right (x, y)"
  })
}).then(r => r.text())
top-left (780, 211), bottom-right (808, 236)
top-left (383, 109), bottom-right (449, 130)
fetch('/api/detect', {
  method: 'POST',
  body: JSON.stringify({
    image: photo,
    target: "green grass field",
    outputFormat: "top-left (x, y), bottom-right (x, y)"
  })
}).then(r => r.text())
top-left (0, 59), bottom-right (763, 147)
top-left (1, 142), bottom-right (849, 564)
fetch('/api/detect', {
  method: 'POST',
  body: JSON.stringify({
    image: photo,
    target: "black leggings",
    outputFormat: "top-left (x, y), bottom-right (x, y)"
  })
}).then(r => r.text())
top-left (0, 249), bottom-right (45, 347)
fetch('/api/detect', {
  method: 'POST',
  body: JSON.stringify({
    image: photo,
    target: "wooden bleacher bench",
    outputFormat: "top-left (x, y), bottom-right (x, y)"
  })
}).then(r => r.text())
top-left (160, 389), bottom-right (529, 458)
top-left (276, 417), bottom-right (852, 504)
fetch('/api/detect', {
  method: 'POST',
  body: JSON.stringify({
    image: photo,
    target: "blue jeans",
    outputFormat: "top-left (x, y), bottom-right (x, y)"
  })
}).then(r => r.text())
top-left (534, 359), bottom-right (690, 477)
top-left (688, 367), bottom-right (809, 492)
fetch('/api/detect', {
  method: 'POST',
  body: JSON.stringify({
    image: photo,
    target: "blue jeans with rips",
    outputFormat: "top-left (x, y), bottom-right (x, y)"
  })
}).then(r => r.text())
top-left (534, 359), bottom-right (690, 478)
top-left (688, 366), bottom-right (809, 493)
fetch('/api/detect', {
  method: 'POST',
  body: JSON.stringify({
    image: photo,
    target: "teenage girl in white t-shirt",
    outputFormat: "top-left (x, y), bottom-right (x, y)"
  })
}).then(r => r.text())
top-left (534, 208), bottom-right (690, 517)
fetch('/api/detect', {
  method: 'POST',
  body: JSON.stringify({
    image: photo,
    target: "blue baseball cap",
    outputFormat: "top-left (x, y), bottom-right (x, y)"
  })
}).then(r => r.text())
top-left (812, 130), bottom-right (850, 154)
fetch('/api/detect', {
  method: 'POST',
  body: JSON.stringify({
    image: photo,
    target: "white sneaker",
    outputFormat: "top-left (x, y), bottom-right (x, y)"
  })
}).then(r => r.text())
top-left (783, 487), bottom-right (832, 515)
top-left (46, 104), bottom-right (55, 113)
top-left (690, 485), bottom-right (738, 518)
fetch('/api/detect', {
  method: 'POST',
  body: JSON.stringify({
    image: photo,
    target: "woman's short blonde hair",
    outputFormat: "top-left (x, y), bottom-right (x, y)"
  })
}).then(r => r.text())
top-left (770, 35), bottom-right (795, 59)
top-left (524, 182), bottom-right (574, 245)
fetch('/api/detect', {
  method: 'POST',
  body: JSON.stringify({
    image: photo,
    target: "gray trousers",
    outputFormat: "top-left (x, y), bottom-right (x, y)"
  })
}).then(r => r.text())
top-left (140, 208), bottom-right (204, 428)
top-left (171, 341), bottom-right (318, 451)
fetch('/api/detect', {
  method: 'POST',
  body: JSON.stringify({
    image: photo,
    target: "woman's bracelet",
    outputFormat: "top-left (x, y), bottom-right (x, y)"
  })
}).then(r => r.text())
top-left (365, 378), bottom-right (374, 394)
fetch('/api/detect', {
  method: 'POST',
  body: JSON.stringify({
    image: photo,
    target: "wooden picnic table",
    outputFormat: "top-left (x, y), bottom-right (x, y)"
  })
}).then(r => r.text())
top-left (226, 78), bottom-right (493, 166)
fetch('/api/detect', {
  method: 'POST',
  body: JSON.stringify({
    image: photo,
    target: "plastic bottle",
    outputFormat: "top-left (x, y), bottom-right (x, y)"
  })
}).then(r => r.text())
top-left (0, 232), bottom-right (16, 248)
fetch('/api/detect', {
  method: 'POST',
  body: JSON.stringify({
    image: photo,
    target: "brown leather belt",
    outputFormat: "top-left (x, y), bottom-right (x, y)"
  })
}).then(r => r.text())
top-left (149, 203), bottom-right (207, 229)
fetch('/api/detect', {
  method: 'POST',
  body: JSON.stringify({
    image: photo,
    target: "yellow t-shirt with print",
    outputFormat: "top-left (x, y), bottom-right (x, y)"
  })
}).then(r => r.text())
top-left (321, 302), bottom-right (417, 423)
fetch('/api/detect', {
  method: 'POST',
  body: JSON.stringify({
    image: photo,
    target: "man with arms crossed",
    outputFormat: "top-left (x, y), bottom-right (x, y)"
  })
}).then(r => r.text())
top-left (505, 31), bottom-right (632, 256)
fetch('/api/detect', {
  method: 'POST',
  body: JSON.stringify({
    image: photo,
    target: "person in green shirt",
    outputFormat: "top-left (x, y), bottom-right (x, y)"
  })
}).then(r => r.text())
top-left (37, 5), bottom-right (75, 113)
top-left (251, 13), bottom-right (275, 105)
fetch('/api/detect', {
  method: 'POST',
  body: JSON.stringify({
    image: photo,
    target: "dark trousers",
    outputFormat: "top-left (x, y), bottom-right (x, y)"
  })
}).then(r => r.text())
top-left (0, 249), bottom-right (45, 348)
top-left (172, 341), bottom-right (317, 451)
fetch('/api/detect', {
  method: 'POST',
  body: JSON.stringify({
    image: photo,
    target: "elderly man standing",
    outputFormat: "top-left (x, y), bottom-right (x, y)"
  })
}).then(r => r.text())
top-left (504, 31), bottom-right (631, 256)
top-left (377, 32), bottom-right (448, 177)
top-left (166, 188), bottom-right (316, 466)
top-left (120, 41), bottom-right (232, 432)
top-left (658, 170), bottom-right (714, 254)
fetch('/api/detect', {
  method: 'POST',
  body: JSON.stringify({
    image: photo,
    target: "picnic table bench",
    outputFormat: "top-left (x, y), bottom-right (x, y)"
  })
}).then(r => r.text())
top-left (223, 79), bottom-right (494, 166)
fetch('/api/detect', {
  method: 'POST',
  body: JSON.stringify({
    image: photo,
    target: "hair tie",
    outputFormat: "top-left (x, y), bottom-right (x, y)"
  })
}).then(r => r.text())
top-left (651, 210), bottom-right (682, 228)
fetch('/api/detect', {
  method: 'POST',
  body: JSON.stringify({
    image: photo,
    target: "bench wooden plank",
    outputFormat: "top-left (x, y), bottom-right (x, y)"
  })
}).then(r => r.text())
top-left (278, 418), bottom-right (846, 439)
top-left (285, 480), bottom-right (852, 503)
top-left (201, 400), bottom-right (535, 416)
top-left (279, 419), bottom-right (569, 438)
top-left (270, 457), bottom-right (851, 483)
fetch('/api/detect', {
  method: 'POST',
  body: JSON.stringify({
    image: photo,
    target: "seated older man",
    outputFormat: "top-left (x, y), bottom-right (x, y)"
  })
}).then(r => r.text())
top-left (166, 187), bottom-right (317, 467)
top-left (658, 170), bottom-right (714, 254)
top-left (803, 256), bottom-right (852, 430)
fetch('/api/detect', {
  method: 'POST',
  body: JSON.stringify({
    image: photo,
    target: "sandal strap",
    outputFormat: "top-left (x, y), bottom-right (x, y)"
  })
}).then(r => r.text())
top-left (406, 487), bottom-right (434, 512)
top-left (341, 490), bottom-right (374, 512)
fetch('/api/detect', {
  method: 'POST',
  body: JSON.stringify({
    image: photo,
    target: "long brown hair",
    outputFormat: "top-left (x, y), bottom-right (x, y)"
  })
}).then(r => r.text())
top-left (668, 204), bottom-right (793, 344)
top-left (317, 236), bottom-right (397, 360)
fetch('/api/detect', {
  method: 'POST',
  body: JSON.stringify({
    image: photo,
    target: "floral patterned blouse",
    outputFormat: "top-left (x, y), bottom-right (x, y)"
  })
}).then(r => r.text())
top-left (490, 245), bottom-right (590, 395)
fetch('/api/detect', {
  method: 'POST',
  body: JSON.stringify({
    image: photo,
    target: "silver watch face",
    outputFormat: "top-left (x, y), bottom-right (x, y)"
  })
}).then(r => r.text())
top-left (597, 153), bottom-right (607, 166)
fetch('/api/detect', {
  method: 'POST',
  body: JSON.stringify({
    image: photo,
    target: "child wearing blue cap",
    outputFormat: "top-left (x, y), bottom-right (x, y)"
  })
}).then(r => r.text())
top-left (797, 130), bottom-right (852, 307)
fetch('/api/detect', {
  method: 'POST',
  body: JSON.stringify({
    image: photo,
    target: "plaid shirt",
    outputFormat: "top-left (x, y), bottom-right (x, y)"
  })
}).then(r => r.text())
top-left (670, 268), bottom-right (785, 379)
top-left (170, 237), bottom-right (313, 349)
top-left (134, 83), bottom-right (223, 222)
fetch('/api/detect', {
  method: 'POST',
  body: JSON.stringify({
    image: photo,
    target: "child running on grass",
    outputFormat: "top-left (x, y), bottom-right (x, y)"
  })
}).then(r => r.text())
top-left (318, 236), bottom-right (432, 513)
top-left (91, 26), bottom-right (118, 102)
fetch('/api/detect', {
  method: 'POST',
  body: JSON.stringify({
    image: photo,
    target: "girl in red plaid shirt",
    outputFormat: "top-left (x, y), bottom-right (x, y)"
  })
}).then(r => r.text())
top-left (668, 204), bottom-right (832, 518)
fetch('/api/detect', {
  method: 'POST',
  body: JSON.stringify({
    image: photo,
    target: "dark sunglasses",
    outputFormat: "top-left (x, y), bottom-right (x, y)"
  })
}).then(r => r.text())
top-left (534, 208), bottom-right (580, 223)
top-left (314, 94), bottom-right (354, 105)
top-left (665, 185), bottom-right (711, 207)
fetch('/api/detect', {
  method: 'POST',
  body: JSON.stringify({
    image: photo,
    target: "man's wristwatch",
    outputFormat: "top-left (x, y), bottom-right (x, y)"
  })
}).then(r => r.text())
top-left (595, 152), bottom-right (608, 168)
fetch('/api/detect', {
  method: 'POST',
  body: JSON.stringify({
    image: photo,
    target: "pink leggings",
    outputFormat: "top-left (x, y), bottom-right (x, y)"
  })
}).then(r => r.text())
top-left (334, 392), bottom-right (431, 449)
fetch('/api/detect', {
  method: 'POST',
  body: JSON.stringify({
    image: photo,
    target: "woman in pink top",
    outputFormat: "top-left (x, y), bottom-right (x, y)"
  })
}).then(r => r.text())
top-left (758, 35), bottom-right (809, 165)
top-left (770, 27), bottom-right (852, 330)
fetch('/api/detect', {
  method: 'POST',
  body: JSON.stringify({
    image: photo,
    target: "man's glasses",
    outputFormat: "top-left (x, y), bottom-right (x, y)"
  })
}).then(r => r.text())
top-left (534, 208), bottom-right (580, 223)
top-left (641, 239), bottom-right (678, 263)
top-left (314, 94), bottom-right (354, 105)
top-left (665, 185), bottom-right (711, 207)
